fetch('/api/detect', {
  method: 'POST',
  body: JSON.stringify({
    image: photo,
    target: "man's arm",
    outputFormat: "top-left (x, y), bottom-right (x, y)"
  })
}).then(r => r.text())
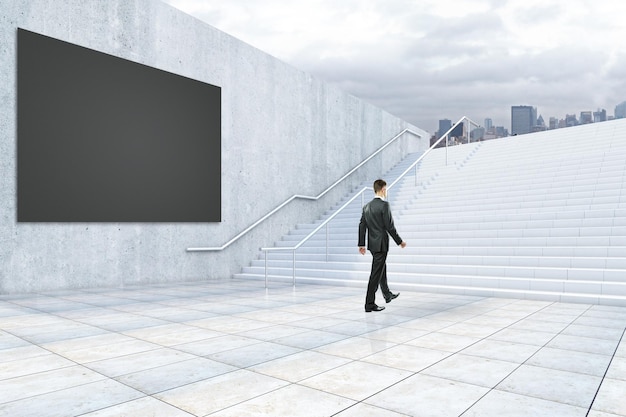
top-left (383, 202), bottom-right (403, 246)
top-left (358, 208), bottom-right (367, 254)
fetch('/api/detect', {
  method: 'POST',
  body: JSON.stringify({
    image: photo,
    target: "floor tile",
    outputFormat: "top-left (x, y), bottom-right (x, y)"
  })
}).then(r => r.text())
top-left (79, 396), bottom-right (195, 416)
top-left (561, 323), bottom-right (625, 340)
top-left (547, 334), bottom-right (619, 356)
top-left (300, 360), bottom-right (412, 401)
top-left (397, 317), bottom-right (458, 331)
top-left (0, 365), bottom-right (107, 403)
top-left (288, 316), bottom-right (352, 330)
top-left (616, 338), bottom-right (626, 358)
top-left (124, 325), bottom-right (223, 346)
top-left (575, 316), bottom-right (626, 330)
top-left (0, 379), bottom-right (143, 417)
top-left (510, 318), bottom-right (570, 334)
top-left (249, 350), bottom-right (351, 382)
top-left (496, 364), bottom-right (602, 408)
top-left (362, 344), bottom-right (450, 372)
top-left (84, 347), bottom-right (197, 377)
top-left (154, 369), bottom-right (288, 415)
top-left (18, 325), bottom-right (109, 344)
top-left (405, 331), bottom-right (480, 352)
top-left (271, 329), bottom-right (349, 349)
top-left (362, 325), bottom-right (430, 343)
top-left (587, 411), bottom-right (625, 417)
top-left (115, 357), bottom-right (237, 394)
top-left (591, 377), bottom-right (626, 416)
top-left (526, 346), bottom-right (613, 377)
top-left (421, 353), bottom-right (519, 387)
top-left (207, 341), bottom-right (301, 368)
top-left (490, 328), bottom-right (558, 346)
top-left (0, 344), bottom-right (53, 363)
top-left (56, 338), bottom-right (162, 363)
top-left (184, 315), bottom-right (272, 333)
top-left (320, 319), bottom-right (388, 336)
top-left (207, 384), bottom-right (355, 416)
top-left (364, 373), bottom-right (489, 417)
top-left (606, 356), bottom-right (626, 381)
top-left (438, 322), bottom-right (503, 338)
top-left (463, 388), bottom-right (588, 416)
top-left (0, 352), bottom-right (75, 379)
top-left (313, 336), bottom-right (393, 360)
top-left (461, 339), bottom-right (540, 363)
top-left (235, 323), bottom-right (310, 341)
top-left (333, 402), bottom-right (408, 417)
top-left (41, 333), bottom-right (135, 354)
top-left (234, 309), bottom-right (313, 324)
top-left (0, 330), bottom-right (31, 349)
top-left (174, 334), bottom-right (259, 356)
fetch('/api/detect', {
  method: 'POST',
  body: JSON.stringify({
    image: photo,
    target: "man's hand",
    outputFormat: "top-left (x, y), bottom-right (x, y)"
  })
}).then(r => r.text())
top-left (400, 241), bottom-right (407, 248)
top-left (359, 247), bottom-right (366, 255)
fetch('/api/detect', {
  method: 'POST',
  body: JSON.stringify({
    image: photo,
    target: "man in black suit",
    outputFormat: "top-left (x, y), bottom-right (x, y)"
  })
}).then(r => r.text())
top-left (358, 179), bottom-right (407, 312)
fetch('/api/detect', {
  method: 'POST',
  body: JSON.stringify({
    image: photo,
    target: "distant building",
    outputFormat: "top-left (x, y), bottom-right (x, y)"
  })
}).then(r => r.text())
top-left (616, 101), bottom-right (626, 119)
top-left (471, 127), bottom-right (485, 141)
top-left (549, 117), bottom-right (559, 130)
top-left (511, 105), bottom-right (537, 135)
top-left (484, 118), bottom-right (493, 130)
top-left (438, 119), bottom-right (452, 137)
top-left (580, 111), bottom-right (593, 124)
top-left (565, 114), bottom-right (578, 127)
top-left (532, 115), bottom-right (547, 132)
top-left (593, 109), bottom-right (607, 122)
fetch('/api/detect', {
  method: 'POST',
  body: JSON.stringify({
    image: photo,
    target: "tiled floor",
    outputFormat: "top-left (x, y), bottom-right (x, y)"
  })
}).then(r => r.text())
top-left (1, 280), bottom-right (625, 416)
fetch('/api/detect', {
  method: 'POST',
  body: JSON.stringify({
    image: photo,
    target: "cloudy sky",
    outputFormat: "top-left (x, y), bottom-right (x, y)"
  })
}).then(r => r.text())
top-left (162, 0), bottom-right (626, 133)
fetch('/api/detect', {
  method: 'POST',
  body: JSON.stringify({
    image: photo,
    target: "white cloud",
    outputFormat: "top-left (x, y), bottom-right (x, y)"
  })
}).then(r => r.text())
top-left (162, 0), bottom-right (626, 133)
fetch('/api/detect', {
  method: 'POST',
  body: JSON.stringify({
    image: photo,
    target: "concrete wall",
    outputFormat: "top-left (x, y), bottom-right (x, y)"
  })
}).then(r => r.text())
top-left (0, 0), bottom-right (427, 293)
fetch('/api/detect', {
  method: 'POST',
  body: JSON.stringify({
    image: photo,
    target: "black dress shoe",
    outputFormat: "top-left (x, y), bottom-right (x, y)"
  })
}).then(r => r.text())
top-left (365, 305), bottom-right (385, 312)
top-left (385, 292), bottom-right (399, 303)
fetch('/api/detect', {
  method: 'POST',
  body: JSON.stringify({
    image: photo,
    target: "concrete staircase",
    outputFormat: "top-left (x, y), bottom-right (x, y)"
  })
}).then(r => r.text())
top-left (235, 119), bottom-right (626, 306)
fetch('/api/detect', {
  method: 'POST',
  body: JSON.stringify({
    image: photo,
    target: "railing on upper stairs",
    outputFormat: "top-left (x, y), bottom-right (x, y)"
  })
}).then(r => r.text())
top-left (187, 128), bottom-right (423, 252)
top-left (259, 116), bottom-right (481, 287)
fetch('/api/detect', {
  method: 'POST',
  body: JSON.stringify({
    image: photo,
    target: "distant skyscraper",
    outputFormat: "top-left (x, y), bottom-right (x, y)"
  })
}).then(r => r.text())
top-left (565, 114), bottom-right (578, 127)
top-left (616, 101), bottom-right (626, 119)
top-left (438, 119), bottom-right (452, 137)
top-left (580, 111), bottom-right (593, 124)
top-left (484, 118), bottom-right (493, 130)
top-left (511, 105), bottom-right (537, 135)
top-left (593, 109), bottom-right (607, 122)
top-left (549, 117), bottom-right (559, 130)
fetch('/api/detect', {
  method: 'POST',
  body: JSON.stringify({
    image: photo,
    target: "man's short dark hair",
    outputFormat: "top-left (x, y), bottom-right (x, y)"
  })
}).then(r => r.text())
top-left (373, 179), bottom-right (386, 193)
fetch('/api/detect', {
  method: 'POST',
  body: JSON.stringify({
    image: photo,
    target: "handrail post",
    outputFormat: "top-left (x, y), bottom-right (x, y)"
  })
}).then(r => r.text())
top-left (264, 250), bottom-right (268, 289)
top-left (292, 250), bottom-right (296, 287)
top-left (325, 223), bottom-right (329, 262)
top-left (446, 135), bottom-right (450, 166)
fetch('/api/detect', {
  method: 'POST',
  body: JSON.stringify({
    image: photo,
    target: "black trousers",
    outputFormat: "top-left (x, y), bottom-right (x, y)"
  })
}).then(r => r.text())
top-left (365, 250), bottom-right (391, 308)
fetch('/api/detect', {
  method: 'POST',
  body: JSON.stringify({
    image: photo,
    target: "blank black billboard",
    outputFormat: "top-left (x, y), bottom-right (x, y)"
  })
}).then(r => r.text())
top-left (17, 28), bottom-right (221, 222)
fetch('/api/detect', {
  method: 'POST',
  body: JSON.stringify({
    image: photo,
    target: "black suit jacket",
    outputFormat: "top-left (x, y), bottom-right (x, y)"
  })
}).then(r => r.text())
top-left (358, 197), bottom-right (403, 252)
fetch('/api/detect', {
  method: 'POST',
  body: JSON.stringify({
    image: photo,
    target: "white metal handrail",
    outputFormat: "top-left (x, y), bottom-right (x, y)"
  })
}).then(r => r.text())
top-left (260, 116), bottom-right (480, 287)
top-left (187, 128), bottom-right (422, 252)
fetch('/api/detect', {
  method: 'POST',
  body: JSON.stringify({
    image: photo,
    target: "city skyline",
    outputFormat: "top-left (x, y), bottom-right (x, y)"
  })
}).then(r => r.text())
top-left (433, 101), bottom-right (626, 139)
top-left (438, 100), bottom-right (625, 138)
